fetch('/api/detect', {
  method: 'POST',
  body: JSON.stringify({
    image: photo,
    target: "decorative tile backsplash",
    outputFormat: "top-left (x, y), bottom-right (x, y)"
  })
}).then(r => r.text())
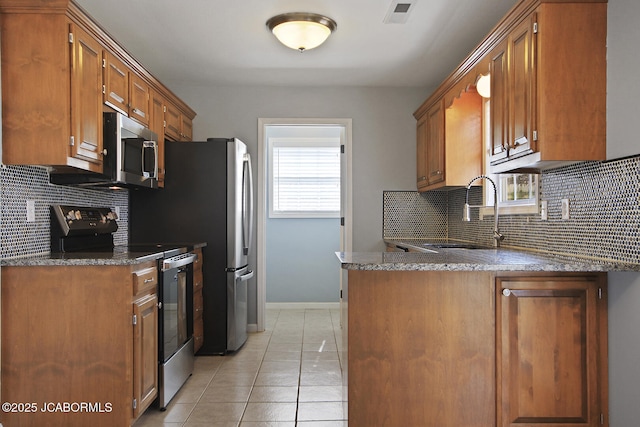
top-left (3, 156), bottom-right (639, 264)
top-left (384, 155), bottom-right (640, 265)
top-left (0, 165), bottom-right (128, 259)
top-left (383, 191), bottom-right (448, 239)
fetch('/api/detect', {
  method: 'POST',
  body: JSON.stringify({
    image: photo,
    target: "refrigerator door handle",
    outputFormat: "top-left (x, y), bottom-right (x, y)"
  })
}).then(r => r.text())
top-left (238, 269), bottom-right (254, 281)
top-left (242, 153), bottom-right (254, 256)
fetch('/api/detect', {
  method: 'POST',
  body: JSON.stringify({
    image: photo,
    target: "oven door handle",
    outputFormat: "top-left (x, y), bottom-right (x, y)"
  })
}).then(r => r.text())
top-left (162, 253), bottom-right (197, 271)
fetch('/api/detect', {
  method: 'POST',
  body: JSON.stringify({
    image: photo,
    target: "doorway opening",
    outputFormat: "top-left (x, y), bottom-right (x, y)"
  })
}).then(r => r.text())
top-left (256, 118), bottom-right (352, 332)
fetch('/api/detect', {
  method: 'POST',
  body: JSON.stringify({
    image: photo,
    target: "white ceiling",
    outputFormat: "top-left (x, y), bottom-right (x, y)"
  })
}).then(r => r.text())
top-left (74, 0), bottom-right (519, 89)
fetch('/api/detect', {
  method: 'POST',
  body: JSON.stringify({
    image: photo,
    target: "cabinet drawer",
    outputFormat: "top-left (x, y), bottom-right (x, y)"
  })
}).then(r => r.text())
top-left (133, 266), bottom-right (158, 296)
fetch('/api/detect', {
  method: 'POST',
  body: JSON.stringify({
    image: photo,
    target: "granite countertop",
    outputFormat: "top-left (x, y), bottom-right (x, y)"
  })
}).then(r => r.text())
top-left (0, 246), bottom-right (165, 267)
top-left (337, 240), bottom-right (640, 272)
top-left (1, 242), bottom-right (209, 267)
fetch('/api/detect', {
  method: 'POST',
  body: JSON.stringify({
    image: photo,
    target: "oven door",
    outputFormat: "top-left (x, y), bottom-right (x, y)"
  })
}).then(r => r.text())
top-left (160, 252), bottom-right (197, 362)
top-left (162, 266), bottom-right (187, 361)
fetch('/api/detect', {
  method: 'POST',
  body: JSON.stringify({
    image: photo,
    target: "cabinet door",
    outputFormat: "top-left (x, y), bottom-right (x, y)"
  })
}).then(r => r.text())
top-left (150, 91), bottom-right (167, 187)
top-left (164, 102), bottom-right (182, 141)
top-left (70, 23), bottom-right (104, 168)
top-left (425, 100), bottom-right (445, 186)
top-left (133, 294), bottom-right (158, 419)
top-left (416, 114), bottom-right (428, 189)
top-left (181, 115), bottom-right (193, 141)
top-left (496, 274), bottom-right (607, 427)
top-left (130, 73), bottom-right (151, 127)
top-left (103, 51), bottom-right (129, 115)
top-left (508, 14), bottom-right (536, 159)
top-left (490, 38), bottom-right (509, 163)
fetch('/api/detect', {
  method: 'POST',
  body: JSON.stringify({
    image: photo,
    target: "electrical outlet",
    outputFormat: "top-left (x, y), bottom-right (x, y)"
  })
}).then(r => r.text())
top-left (561, 198), bottom-right (570, 220)
top-left (540, 200), bottom-right (548, 221)
top-left (26, 200), bottom-right (35, 222)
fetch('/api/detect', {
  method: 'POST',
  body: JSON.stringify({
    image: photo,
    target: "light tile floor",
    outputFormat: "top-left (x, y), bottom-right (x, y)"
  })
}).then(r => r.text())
top-left (134, 309), bottom-right (347, 426)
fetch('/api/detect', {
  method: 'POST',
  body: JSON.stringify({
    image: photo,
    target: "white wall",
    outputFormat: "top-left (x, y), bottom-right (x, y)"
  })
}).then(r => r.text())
top-left (606, 0), bottom-right (640, 425)
top-left (173, 85), bottom-right (427, 251)
top-left (606, 0), bottom-right (640, 160)
top-left (169, 84), bottom-right (428, 321)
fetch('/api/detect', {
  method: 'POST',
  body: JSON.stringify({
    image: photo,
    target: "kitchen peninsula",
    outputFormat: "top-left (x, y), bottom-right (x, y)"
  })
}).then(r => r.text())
top-left (337, 248), bottom-right (640, 427)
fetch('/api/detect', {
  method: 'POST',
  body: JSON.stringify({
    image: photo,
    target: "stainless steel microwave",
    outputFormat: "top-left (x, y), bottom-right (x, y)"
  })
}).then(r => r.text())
top-left (50, 112), bottom-right (159, 189)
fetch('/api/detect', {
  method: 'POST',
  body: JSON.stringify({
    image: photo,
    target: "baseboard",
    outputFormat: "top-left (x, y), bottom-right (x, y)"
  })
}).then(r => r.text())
top-left (247, 323), bottom-right (258, 333)
top-left (266, 302), bottom-right (341, 310)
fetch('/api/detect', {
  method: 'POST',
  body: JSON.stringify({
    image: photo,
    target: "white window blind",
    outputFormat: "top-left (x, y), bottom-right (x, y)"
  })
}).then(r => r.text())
top-left (269, 139), bottom-right (340, 218)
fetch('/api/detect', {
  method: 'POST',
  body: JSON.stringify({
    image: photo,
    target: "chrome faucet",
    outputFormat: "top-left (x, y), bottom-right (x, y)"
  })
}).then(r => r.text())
top-left (463, 175), bottom-right (504, 247)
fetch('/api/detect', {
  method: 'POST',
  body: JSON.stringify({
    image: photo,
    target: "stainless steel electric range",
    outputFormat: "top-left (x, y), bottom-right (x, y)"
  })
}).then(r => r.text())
top-left (50, 204), bottom-right (196, 410)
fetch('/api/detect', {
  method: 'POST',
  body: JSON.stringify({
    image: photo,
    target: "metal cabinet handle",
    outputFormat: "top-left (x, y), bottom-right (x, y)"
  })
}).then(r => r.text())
top-left (513, 136), bottom-right (528, 147)
top-left (144, 278), bottom-right (154, 284)
top-left (502, 288), bottom-right (511, 297)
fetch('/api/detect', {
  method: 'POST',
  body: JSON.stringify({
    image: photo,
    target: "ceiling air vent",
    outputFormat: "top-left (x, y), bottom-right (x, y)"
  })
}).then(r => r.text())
top-left (383, 0), bottom-right (417, 24)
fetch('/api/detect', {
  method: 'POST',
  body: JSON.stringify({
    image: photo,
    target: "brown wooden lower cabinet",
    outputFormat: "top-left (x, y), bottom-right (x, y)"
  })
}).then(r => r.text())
top-left (344, 270), bottom-right (608, 427)
top-left (192, 247), bottom-right (204, 354)
top-left (1, 261), bottom-right (159, 427)
top-left (496, 273), bottom-right (608, 427)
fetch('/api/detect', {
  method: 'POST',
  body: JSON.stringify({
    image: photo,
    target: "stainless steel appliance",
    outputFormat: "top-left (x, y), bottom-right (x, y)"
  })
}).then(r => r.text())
top-left (50, 205), bottom-right (196, 409)
top-left (158, 250), bottom-right (197, 409)
top-left (130, 137), bottom-right (255, 354)
top-left (50, 112), bottom-right (159, 189)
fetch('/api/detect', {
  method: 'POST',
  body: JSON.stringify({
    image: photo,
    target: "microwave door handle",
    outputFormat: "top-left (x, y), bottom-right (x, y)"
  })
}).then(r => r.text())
top-left (141, 141), bottom-right (147, 177)
top-left (142, 140), bottom-right (157, 178)
top-left (152, 140), bottom-right (158, 179)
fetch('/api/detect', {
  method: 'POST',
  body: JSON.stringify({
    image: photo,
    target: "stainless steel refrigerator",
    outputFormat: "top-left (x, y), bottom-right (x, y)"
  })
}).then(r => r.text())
top-left (129, 138), bottom-right (254, 354)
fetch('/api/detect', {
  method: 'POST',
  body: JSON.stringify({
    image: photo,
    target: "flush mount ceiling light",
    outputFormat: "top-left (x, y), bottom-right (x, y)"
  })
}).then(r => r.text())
top-left (266, 12), bottom-right (337, 52)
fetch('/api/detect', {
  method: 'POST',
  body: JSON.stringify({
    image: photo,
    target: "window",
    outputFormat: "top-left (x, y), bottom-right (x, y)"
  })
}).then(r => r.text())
top-left (495, 173), bottom-right (539, 214)
top-left (498, 173), bottom-right (538, 204)
top-left (268, 137), bottom-right (341, 218)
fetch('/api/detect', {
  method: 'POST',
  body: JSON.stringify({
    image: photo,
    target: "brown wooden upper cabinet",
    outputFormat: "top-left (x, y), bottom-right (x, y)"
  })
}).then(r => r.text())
top-left (424, 100), bottom-right (445, 188)
top-left (0, 12), bottom-right (104, 173)
top-left (70, 23), bottom-right (105, 170)
top-left (490, 2), bottom-right (606, 172)
top-left (150, 90), bottom-right (167, 187)
top-left (165, 101), bottom-right (194, 142)
top-left (415, 89), bottom-right (483, 192)
top-left (103, 51), bottom-right (151, 127)
top-left (0, 0), bottom-right (196, 175)
top-left (414, 0), bottom-right (607, 186)
top-left (489, 15), bottom-right (536, 165)
top-left (416, 101), bottom-right (445, 190)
